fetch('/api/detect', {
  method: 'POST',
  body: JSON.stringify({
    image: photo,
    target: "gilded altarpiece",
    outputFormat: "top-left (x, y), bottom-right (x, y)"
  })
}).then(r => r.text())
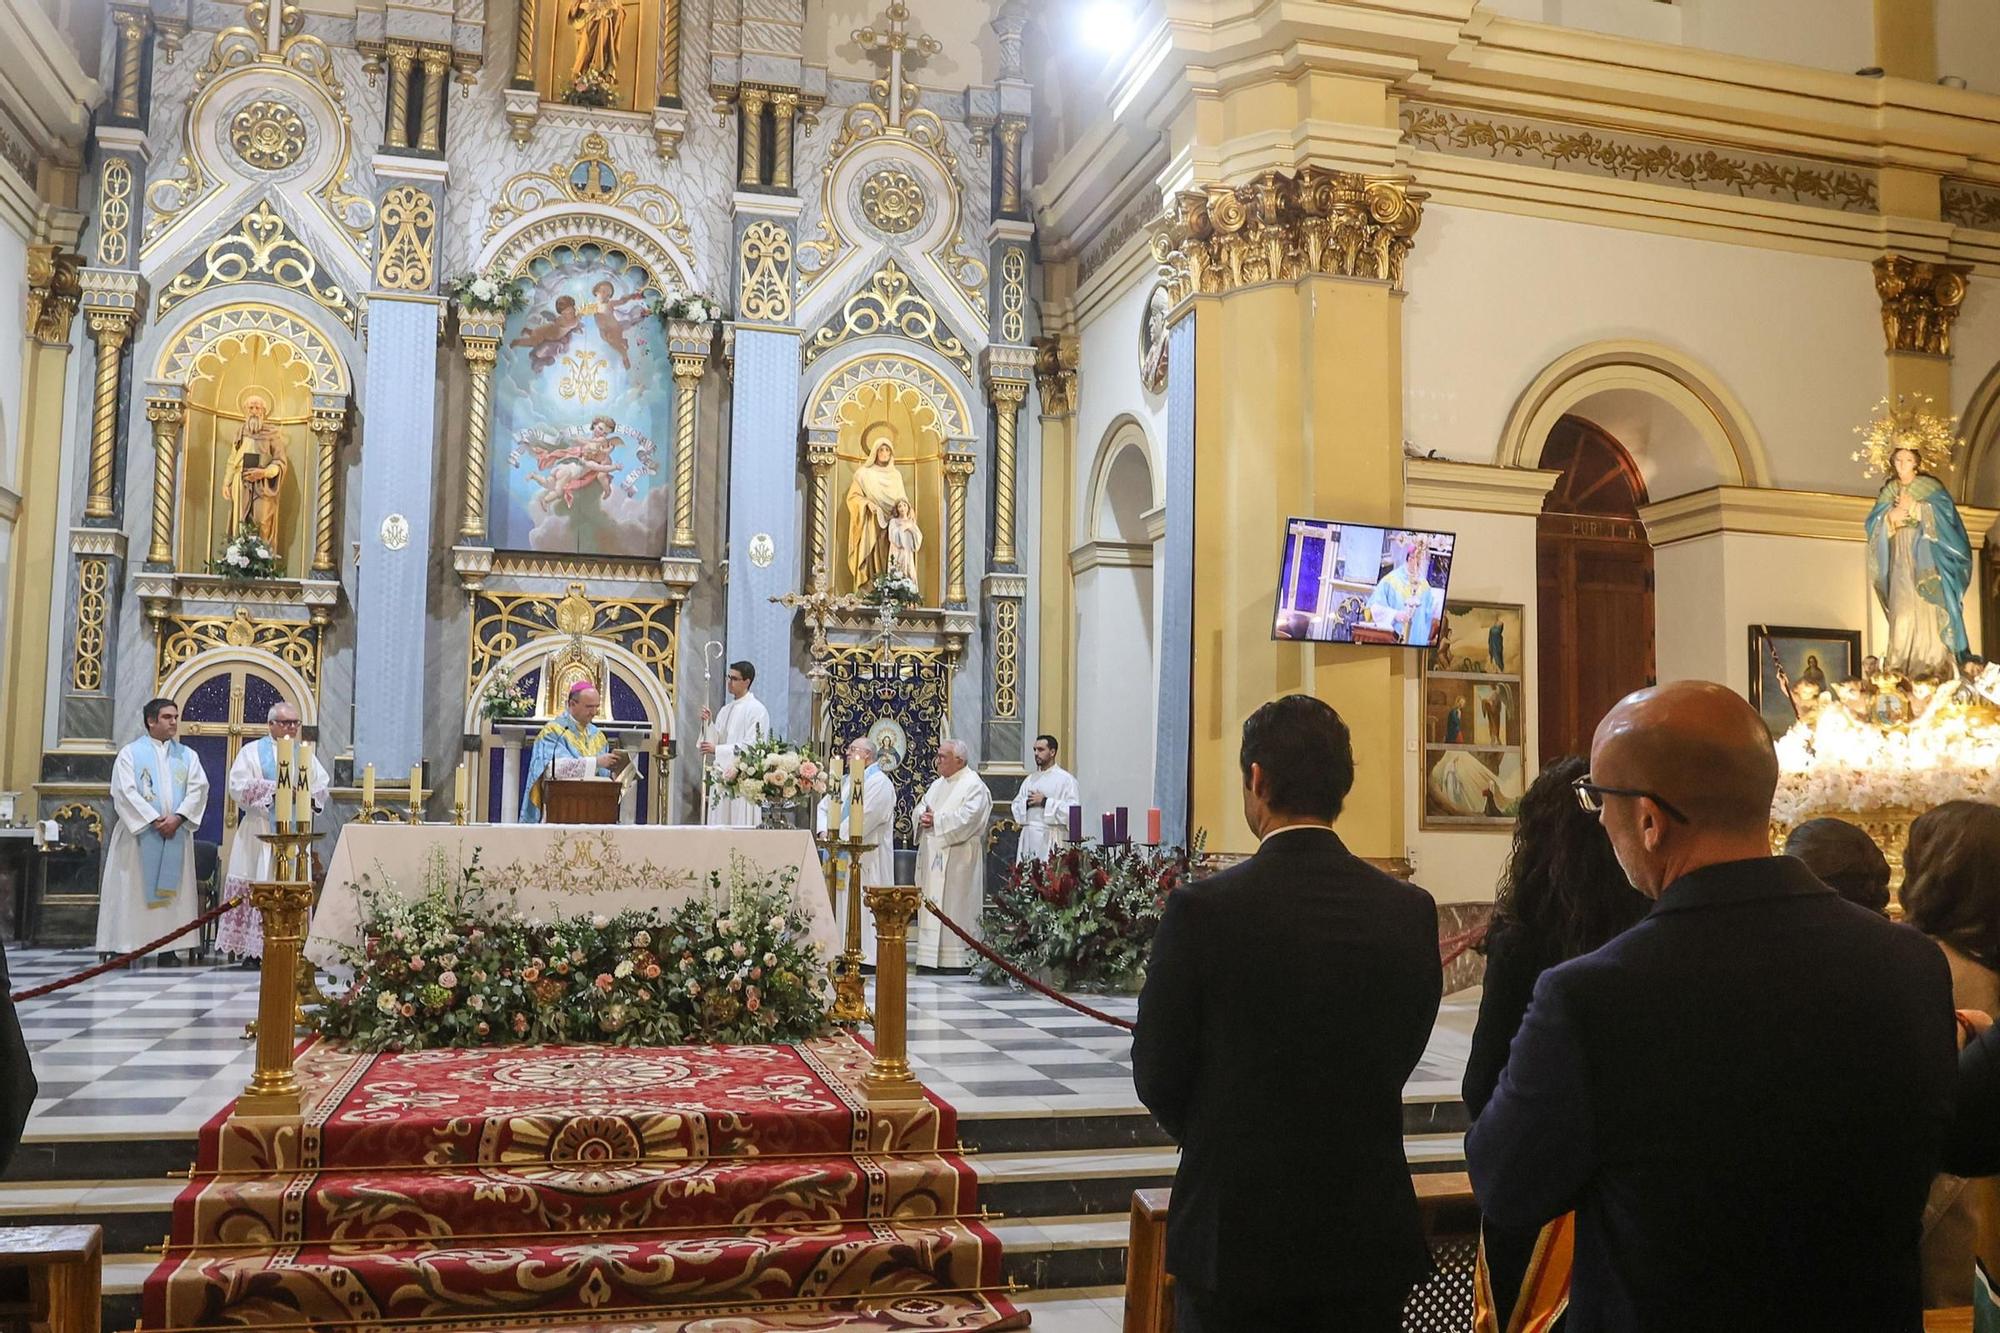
top-left (175, 333), bottom-right (319, 576)
top-left (824, 645), bottom-right (952, 849)
top-left (517, 0), bottom-right (678, 112)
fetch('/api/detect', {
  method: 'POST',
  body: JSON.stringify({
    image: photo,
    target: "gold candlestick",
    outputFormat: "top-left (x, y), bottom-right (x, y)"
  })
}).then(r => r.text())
top-left (236, 827), bottom-right (319, 1119)
top-left (829, 832), bottom-right (874, 1025)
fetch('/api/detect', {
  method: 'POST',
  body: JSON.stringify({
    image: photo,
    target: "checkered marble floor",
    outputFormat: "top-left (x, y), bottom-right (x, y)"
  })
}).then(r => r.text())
top-left (3, 949), bottom-right (1474, 1136)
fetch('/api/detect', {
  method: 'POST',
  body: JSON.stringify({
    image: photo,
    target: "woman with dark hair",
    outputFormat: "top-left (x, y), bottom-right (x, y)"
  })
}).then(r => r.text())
top-left (1464, 755), bottom-right (1652, 1332)
top-left (1900, 799), bottom-right (2000, 1306)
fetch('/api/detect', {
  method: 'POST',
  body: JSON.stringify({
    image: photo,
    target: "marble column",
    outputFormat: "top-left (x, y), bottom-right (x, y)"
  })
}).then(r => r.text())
top-left (1154, 315), bottom-right (1194, 847)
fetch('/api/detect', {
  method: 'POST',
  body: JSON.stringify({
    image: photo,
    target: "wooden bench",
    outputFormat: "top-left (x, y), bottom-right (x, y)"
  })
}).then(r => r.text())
top-left (1924, 1310), bottom-right (1974, 1331)
top-left (0, 1225), bottom-right (101, 1333)
top-left (1123, 1173), bottom-right (1476, 1333)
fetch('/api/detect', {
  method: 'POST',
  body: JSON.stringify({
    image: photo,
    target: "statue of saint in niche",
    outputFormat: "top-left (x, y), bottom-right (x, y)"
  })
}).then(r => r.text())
top-left (569, 0), bottom-right (627, 82)
top-left (221, 391), bottom-right (290, 549)
top-left (844, 427), bottom-right (918, 591)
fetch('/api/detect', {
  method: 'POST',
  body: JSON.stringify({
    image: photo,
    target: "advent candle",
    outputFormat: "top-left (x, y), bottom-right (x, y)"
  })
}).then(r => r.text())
top-left (408, 764), bottom-right (422, 815)
top-left (362, 763), bottom-right (376, 809)
top-left (1147, 807), bottom-right (1162, 845)
top-left (1101, 812), bottom-right (1115, 845)
top-left (1115, 806), bottom-right (1129, 845)
top-left (1068, 804), bottom-right (1084, 845)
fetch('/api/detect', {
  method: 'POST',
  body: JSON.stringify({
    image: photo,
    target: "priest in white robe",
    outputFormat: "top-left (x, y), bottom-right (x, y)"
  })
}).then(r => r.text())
top-left (1010, 733), bottom-right (1080, 863)
top-left (701, 659), bottom-right (770, 827)
top-left (216, 702), bottom-right (329, 959)
top-left (912, 739), bottom-right (992, 971)
top-left (98, 697), bottom-right (210, 959)
top-left (816, 736), bottom-right (897, 964)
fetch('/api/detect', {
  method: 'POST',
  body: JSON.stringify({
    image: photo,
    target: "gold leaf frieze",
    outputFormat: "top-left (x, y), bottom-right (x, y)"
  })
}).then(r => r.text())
top-left (374, 183), bottom-right (437, 292)
top-left (999, 247), bottom-right (1026, 344)
top-left (1944, 180), bottom-right (2000, 233)
top-left (158, 609), bottom-right (321, 695)
top-left (803, 259), bottom-right (972, 379)
top-left (469, 589), bottom-right (678, 702)
top-left (738, 219), bottom-right (793, 324)
top-left (157, 201), bottom-right (358, 331)
top-left (1401, 105), bottom-right (1878, 213)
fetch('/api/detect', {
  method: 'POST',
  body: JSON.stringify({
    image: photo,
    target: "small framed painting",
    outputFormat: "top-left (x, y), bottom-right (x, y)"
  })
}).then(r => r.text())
top-left (1748, 625), bottom-right (1861, 737)
top-left (1422, 600), bottom-right (1528, 829)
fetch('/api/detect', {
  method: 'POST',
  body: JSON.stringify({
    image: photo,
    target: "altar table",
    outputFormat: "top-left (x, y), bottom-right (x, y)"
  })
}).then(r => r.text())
top-left (306, 823), bottom-right (837, 969)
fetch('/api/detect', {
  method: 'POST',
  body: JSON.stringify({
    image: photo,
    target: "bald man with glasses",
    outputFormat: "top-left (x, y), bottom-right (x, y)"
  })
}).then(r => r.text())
top-left (1468, 681), bottom-right (1955, 1332)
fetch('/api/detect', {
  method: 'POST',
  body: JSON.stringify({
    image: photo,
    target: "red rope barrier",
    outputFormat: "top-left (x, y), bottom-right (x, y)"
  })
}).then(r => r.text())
top-left (11, 895), bottom-right (246, 1003)
top-left (922, 900), bottom-right (1494, 1033)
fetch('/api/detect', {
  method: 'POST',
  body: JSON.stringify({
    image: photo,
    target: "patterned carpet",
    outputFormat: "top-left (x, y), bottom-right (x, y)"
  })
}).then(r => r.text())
top-left (143, 1033), bottom-right (1025, 1332)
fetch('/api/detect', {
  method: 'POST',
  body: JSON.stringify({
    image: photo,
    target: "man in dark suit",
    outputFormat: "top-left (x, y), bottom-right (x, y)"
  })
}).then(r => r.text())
top-left (0, 942), bottom-right (35, 1173)
top-left (1134, 694), bottom-right (1442, 1331)
top-left (1467, 681), bottom-right (1955, 1331)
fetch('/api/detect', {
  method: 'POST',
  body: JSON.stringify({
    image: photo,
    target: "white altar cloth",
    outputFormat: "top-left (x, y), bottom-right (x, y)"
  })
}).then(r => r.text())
top-left (307, 823), bottom-right (837, 969)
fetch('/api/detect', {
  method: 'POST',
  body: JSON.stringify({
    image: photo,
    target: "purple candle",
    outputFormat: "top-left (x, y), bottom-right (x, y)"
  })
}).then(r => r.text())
top-left (1068, 803), bottom-right (1084, 844)
top-left (1101, 812), bottom-right (1115, 845)
top-left (1115, 806), bottom-right (1129, 845)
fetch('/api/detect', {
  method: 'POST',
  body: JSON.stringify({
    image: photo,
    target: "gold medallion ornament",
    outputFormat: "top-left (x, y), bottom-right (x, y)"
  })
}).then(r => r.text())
top-left (229, 99), bottom-right (309, 171)
top-left (860, 165), bottom-right (926, 235)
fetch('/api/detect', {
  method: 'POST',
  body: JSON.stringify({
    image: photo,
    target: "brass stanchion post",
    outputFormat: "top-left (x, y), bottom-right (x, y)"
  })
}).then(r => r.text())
top-left (236, 830), bottom-right (316, 1118)
top-left (862, 886), bottom-right (922, 1103)
top-left (829, 834), bottom-right (872, 1024)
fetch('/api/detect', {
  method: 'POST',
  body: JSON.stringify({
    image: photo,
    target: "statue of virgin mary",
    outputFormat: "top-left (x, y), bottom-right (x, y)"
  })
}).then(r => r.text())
top-left (1862, 409), bottom-right (1972, 680)
top-left (844, 428), bottom-right (912, 589)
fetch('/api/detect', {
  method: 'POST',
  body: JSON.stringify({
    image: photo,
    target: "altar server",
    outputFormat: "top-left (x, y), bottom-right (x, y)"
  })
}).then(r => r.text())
top-left (216, 702), bottom-right (329, 958)
top-left (912, 739), bottom-right (992, 971)
top-left (522, 682), bottom-right (622, 823)
top-left (701, 660), bottom-right (770, 827)
top-left (816, 736), bottom-right (897, 964)
top-left (98, 697), bottom-right (210, 960)
top-left (1010, 733), bottom-right (1079, 862)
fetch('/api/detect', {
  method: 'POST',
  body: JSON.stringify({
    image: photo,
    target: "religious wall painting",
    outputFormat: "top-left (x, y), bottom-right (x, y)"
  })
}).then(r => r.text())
top-left (177, 332), bottom-right (320, 577)
top-left (1750, 625), bottom-right (1861, 738)
top-left (830, 380), bottom-right (946, 602)
top-left (1422, 600), bottom-right (1528, 829)
top-left (492, 244), bottom-right (670, 558)
top-left (1139, 282), bottom-right (1170, 394)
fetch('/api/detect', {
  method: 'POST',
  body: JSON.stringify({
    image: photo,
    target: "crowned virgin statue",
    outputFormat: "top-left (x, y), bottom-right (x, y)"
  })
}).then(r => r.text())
top-left (1860, 400), bottom-right (1972, 681)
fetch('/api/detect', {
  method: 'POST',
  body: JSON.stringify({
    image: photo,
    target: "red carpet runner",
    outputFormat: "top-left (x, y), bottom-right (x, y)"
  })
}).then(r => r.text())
top-left (143, 1033), bottom-right (1026, 1332)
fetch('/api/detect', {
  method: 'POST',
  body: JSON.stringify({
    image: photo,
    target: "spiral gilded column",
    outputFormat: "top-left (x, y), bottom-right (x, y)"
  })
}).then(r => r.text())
top-left (987, 379), bottom-right (1025, 568)
top-left (669, 352), bottom-right (704, 552)
top-left (737, 88), bottom-right (767, 187)
top-left (807, 438), bottom-right (835, 593)
top-left (457, 320), bottom-right (502, 542)
top-left (112, 8), bottom-right (148, 122)
top-left (310, 406), bottom-right (344, 574)
top-left (144, 397), bottom-right (183, 564)
top-left (512, 0), bottom-right (535, 85)
top-left (418, 47), bottom-right (449, 152)
top-left (386, 42), bottom-right (416, 149)
top-left (83, 310), bottom-right (134, 520)
top-left (771, 92), bottom-right (798, 191)
top-left (996, 116), bottom-right (1027, 217)
top-left (944, 451), bottom-right (974, 606)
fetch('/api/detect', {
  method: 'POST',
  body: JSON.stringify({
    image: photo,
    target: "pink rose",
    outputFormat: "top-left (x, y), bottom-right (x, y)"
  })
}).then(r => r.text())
top-left (409, 956), bottom-right (424, 971)
top-left (436, 970), bottom-right (457, 988)
top-left (643, 963), bottom-right (661, 979)
top-left (475, 1021), bottom-right (490, 1036)
top-left (746, 996), bottom-right (761, 1013)
top-left (595, 973), bottom-right (614, 992)
top-left (798, 761), bottom-right (819, 781)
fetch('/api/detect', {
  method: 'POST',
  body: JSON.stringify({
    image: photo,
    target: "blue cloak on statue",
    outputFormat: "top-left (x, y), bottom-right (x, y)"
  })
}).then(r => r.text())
top-left (1866, 472), bottom-right (1972, 673)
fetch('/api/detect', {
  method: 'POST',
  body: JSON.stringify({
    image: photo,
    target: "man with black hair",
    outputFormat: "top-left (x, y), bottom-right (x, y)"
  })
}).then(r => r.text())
top-left (99, 696), bottom-right (210, 960)
top-left (1133, 694), bottom-right (1442, 1332)
top-left (700, 660), bottom-right (769, 827)
top-left (1010, 733), bottom-right (1078, 862)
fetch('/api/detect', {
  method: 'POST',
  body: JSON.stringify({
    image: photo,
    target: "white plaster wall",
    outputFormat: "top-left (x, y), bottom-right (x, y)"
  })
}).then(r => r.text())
top-left (1404, 204), bottom-right (1887, 498)
top-left (0, 222), bottom-right (28, 732)
top-left (1654, 532), bottom-right (1874, 693)
top-left (1073, 271), bottom-right (1168, 526)
top-left (1938, 0), bottom-right (2000, 94)
top-left (1954, 282), bottom-right (2000, 508)
top-left (1073, 561), bottom-right (1156, 820)
top-left (1478, 0), bottom-right (1874, 74)
top-left (1402, 504), bottom-right (1539, 904)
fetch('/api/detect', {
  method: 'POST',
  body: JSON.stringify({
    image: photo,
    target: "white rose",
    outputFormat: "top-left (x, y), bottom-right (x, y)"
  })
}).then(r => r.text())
top-left (472, 278), bottom-right (496, 300)
top-left (614, 959), bottom-right (633, 978)
top-left (376, 991), bottom-right (398, 1014)
top-left (767, 914), bottom-right (786, 932)
top-left (704, 946), bottom-right (724, 963)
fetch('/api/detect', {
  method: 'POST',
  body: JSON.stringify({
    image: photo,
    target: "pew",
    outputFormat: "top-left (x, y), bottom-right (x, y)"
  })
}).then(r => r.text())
top-left (0, 1226), bottom-right (100, 1333)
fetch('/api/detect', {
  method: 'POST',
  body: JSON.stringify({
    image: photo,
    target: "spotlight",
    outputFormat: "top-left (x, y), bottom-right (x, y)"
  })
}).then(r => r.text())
top-left (1078, 0), bottom-right (1134, 55)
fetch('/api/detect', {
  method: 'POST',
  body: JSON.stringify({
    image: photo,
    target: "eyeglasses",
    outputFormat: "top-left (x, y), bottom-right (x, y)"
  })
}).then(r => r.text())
top-left (271, 719), bottom-right (301, 730)
top-left (1572, 776), bottom-right (1690, 824)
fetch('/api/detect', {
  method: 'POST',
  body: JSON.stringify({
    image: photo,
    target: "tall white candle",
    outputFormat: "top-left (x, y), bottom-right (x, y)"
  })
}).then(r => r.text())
top-left (362, 762), bottom-right (376, 809)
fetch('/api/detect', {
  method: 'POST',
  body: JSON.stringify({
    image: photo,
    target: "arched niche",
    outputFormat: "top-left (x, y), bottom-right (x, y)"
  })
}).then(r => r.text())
top-left (1955, 358), bottom-right (2000, 506)
top-left (160, 646), bottom-right (317, 862)
top-left (1073, 416), bottom-right (1160, 818)
top-left (1496, 341), bottom-right (1771, 501)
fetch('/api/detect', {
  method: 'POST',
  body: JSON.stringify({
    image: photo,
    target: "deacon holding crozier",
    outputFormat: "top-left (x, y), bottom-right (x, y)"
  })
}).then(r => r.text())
top-left (98, 698), bottom-right (210, 961)
top-left (912, 739), bottom-right (992, 972)
top-left (816, 736), bottom-right (897, 964)
top-left (1010, 733), bottom-right (1079, 863)
top-left (216, 702), bottom-right (329, 959)
top-left (522, 682), bottom-right (626, 824)
top-left (701, 660), bottom-right (770, 827)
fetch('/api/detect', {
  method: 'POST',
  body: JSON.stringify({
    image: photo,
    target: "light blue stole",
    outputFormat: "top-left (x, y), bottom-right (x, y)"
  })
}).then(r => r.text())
top-left (130, 738), bottom-right (193, 905)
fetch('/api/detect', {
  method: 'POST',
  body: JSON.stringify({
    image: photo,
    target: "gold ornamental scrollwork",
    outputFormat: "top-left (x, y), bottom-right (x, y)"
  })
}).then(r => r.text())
top-left (25, 244), bottom-right (82, 345)
top-left (991, 598), bottom-right (1020, 721)
top-left (157, 609), bottom-right (322, 695)
top-left (738, 220), bottom-right (793, 324)
top-left (1033, 334), bottom-right (1078, 419)
top-left (374, 184), bottom-right (438, 293)
top-left (860, 165), bottom-right (926, 235)
top-left (1150, 167), bottom-right (1427, 302)
top-left (1873, 255), bottom-right (1971, 357)
top-left (229, 100), bottom-right (309, 171)
top-left (468, 589), bottom-right (678, 703)
top-left (72, 558), bottom-right (110, 692)
top-left (999, 247), bottom-right (1026, 344)
top-left (485, 133), bottom-right (693, 255)
top-left (803, 260), bottom-right (973, 379)
top-left (157, 201), bottom-right (358, 330)
top-left (97, 158), bottom-right (134, 267)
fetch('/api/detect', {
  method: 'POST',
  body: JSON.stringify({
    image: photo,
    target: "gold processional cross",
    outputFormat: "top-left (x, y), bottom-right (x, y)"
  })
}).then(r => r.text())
top-left (850, 1), bottom-right (940, 129)
top-left (771, 587), bottom-right (904, 749)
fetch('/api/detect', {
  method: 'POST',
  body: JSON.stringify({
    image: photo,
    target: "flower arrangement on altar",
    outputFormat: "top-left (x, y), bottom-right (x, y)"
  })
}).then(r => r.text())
top-left (864, 569), bottom-right (921, 606)
top-left (209, 519), bottom-right (281, 581)
top-left (650, 292), bottom-right (726, 325)
top-left (560, 69), bottom-right (615, 107)
top-left (1772, 670), bottom-right (2000, 826)
top-left (704, 737), bottom-right (829, 808)
top-left (479, 675), bottom-right (536, 721)
top-left (447, 268), bottom-right (528, 315)
top-left (979, 836), bottom-right (1204, 993)
top-left (319, 852), bottom-right (830, 1050)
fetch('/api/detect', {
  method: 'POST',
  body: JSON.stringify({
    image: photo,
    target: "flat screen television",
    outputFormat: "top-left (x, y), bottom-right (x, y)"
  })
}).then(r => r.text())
top-left (1271, 518), bottom-right (1456, 647)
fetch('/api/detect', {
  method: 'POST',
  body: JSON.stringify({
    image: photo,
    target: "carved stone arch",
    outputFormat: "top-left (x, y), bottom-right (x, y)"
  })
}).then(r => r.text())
top-left (1955, 358), bottom-right (2000, 506)
top-left (159, 646), bottom-right (318, 724)
top-left (462, 634), bottom-right (675, 736)
top-left (480, 209), bottom-right (698, 294)
top-left (802, 349), bottom-right (976, 444)
top-left (142, 59), bottom-right (377, 277)
top-left (153, 298), bottom-right (353, 396)
top-left (1085, 413), bottom-right (1162, 535)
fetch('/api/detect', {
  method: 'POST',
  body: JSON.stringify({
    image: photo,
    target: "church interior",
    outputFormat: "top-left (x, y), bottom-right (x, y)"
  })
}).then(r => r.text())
top-left (0, 0), bottom-right (1997, 1327)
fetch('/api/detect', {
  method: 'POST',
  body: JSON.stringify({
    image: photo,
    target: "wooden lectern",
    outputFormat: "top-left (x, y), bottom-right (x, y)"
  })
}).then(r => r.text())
top-left (541, 779), bottom-right (622, 825)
